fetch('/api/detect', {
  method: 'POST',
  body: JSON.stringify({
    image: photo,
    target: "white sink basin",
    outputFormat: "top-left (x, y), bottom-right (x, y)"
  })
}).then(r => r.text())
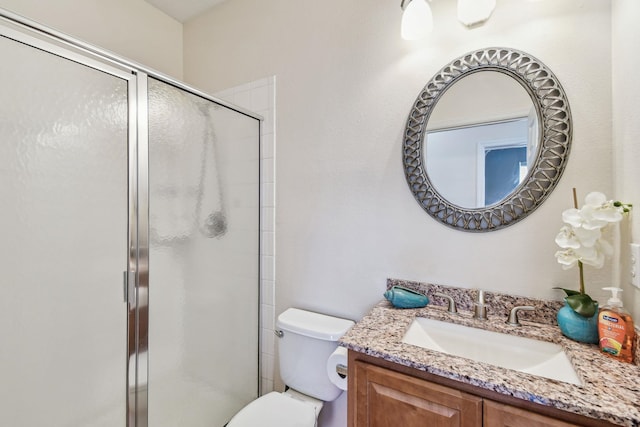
top-left (402, 317), bottom-right (581, 386)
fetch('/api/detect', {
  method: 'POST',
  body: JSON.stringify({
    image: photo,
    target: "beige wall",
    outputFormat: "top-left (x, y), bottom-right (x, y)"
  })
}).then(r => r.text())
top-left (184, 0), bottom-right (616, 321)
top-left (613, 0), bottom-right (640, 322)
top-left (0, 0), bottom-right (183, 78)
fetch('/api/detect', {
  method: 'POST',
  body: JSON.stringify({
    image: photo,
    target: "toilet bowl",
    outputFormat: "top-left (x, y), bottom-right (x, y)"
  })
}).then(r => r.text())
top-left (226, 308), bottom-right (354, 427)
top-left (226, 390), bottom-right (322, 427)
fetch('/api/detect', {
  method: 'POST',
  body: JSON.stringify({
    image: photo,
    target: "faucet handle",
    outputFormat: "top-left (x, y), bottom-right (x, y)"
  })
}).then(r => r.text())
top-left (506, 306), bottom-right (535, 327)
top-left (434, 293), bottom-right (457, 313)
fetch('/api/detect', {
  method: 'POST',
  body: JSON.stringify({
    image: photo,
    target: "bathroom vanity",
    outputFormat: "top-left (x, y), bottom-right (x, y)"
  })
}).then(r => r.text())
top-left (349, 353), bottom-right (592, 426)
top-left (340, 284), bottom-right (640, 427)
top-left (349, 352), bottom-right (604, 426)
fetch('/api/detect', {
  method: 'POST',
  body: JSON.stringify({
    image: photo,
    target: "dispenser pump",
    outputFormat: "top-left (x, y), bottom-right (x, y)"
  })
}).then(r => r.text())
top-left (602, 287), bottom-right (623, 307)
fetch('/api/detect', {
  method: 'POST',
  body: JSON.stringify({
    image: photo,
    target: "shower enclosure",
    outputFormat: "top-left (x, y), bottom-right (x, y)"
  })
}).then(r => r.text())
top-left (0, 10), bottom-right (260, 427)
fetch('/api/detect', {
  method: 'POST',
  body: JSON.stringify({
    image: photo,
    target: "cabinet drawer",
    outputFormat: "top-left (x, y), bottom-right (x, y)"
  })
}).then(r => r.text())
top-left (352, 360), bottom-right (482, 427)
top-left (484, 400), bottom-right (579, 427)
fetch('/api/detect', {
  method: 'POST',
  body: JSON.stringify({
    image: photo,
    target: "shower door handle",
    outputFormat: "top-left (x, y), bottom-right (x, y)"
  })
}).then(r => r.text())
top-left (123, 271), bottom-right (136, 305)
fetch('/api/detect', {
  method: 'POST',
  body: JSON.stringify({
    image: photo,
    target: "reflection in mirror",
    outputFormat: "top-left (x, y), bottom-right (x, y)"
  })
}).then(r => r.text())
top-left (402, 47), bottom-right (572, 232)
top-left (427, 118), bottom-right (527, 207)
top-left (425, 72), bottom-right (538, 208)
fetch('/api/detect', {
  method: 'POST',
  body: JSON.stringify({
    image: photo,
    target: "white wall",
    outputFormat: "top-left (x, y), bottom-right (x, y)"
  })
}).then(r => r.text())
top-left (0, 0), bottom-right (183, 78)
top-left (184, 0), bottom-right (613, 320)
top-left (613, 0), bottom-right (640, 322)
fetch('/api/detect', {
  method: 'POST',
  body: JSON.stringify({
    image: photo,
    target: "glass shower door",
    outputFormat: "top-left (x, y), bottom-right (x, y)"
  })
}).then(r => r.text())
top-left (147, 78), bottom-right (260, 426)
top-left (0, 33), bottom-right (130, 426)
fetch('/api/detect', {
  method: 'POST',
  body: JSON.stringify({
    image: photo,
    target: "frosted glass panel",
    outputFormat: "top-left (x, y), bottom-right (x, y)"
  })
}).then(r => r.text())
top-left (0, 36), bottom-right (128, 426)
top-left (148, 78), bottom-right (260, 426)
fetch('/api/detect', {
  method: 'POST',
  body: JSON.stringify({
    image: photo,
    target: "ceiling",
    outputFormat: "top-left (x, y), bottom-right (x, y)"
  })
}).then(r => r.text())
top-left (145, 0), bottom-right (229, 22)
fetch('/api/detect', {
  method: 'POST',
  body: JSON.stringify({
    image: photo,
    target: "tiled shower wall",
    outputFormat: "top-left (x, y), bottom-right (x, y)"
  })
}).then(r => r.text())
top-left (215, 76), bottom-right (276, 395)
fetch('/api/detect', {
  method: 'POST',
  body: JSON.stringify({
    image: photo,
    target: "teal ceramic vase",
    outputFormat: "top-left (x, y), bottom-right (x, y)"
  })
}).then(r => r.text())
top-left (556, 299), bottom-right (599, 344)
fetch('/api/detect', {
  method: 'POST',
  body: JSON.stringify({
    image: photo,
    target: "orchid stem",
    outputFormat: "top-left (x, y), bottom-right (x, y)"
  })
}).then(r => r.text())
top-left (572, 188), bottom-right (585, 295)
top-left (578, 261), bottom-right (585, 295)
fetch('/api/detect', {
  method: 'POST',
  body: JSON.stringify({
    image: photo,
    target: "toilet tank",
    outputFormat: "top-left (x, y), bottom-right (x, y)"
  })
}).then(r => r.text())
top-left (276, 308), bottom-right (354, 402)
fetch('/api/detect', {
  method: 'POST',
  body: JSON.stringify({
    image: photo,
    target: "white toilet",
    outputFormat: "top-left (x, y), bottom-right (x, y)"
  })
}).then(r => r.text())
top-left (226, 308), bottom-right (355, 427)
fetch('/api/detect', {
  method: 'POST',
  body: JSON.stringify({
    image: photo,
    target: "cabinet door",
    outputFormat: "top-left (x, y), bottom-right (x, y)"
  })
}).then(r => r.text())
top-left (484, 400), bottom-right (579, 427)
top-left (352, 361), bottom-right (482, 427)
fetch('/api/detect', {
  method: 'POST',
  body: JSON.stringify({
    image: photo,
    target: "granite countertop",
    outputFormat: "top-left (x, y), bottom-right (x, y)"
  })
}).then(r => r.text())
top-left (340, 300), bottom-right (640, 427)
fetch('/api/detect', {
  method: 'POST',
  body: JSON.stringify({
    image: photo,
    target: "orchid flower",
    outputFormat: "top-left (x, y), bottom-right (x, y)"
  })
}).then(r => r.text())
top-left (554, 190), bottom-right (631, 317)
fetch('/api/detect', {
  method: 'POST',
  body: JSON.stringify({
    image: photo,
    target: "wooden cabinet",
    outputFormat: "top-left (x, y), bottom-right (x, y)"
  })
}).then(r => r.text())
top-left (351, 360), bottom-right (482, 427)
top-left (484, 400), bottom-right (578, 427)
top-left (348, 352), bottom-right (613, 427)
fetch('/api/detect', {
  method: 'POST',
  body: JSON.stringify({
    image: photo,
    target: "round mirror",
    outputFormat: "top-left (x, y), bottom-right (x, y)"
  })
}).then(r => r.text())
top-left (403, 48), bottom-right (572, 232)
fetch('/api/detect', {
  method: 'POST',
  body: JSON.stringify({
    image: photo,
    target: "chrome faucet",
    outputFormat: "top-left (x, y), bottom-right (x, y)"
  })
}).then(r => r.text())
top-left (473, 289), bottom-right (488, 320)
top-left (506, 306), bottom-right (535, 327)
top-left (434, 292), bottom-right (457, 314)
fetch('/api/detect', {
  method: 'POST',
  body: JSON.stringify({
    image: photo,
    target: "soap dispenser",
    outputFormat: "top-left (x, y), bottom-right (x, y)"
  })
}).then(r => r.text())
top-left (598, 287), bottom-right (635, 363)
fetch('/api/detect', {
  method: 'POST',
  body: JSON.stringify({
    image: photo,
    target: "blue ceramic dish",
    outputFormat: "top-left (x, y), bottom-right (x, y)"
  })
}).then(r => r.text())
top-left (384, 286), bottom-right (429, 309)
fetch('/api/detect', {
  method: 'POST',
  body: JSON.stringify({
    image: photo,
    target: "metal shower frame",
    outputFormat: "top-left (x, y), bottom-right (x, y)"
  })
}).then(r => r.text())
top-left (0, 8), bottom-right (262, 427)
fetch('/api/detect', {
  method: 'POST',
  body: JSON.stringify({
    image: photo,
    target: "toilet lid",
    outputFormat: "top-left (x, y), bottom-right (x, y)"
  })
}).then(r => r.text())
top-left (227, 392), bottom-right (317, 427)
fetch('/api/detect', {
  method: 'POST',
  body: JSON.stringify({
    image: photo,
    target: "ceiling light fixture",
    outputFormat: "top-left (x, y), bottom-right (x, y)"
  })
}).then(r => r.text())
top-left (400, 0), bottom-right (433, 41)
top-left (457, 0), bottom-right (496, 27)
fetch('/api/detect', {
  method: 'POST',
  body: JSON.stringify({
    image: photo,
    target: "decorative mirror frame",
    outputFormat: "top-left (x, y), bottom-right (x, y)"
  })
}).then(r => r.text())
top-left (403, 47), bottom-right (572, 232)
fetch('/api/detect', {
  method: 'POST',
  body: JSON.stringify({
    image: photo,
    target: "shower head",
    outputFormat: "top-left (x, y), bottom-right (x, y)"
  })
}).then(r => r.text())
top-left (201, 210), bottom-right (227, 238)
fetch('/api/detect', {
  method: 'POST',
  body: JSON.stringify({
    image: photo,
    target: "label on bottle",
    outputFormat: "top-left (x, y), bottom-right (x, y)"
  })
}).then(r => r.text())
top-left (598, 310), bottom-right (627, 357)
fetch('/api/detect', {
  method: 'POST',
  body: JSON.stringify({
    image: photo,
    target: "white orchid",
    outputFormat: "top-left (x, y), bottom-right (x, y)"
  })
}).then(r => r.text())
top-left (561, 192), bottom-right (625, 231)
top-left (554, 190), bottom-right (631, 317)
top-left (555, 225), bottom-right (600, 249)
